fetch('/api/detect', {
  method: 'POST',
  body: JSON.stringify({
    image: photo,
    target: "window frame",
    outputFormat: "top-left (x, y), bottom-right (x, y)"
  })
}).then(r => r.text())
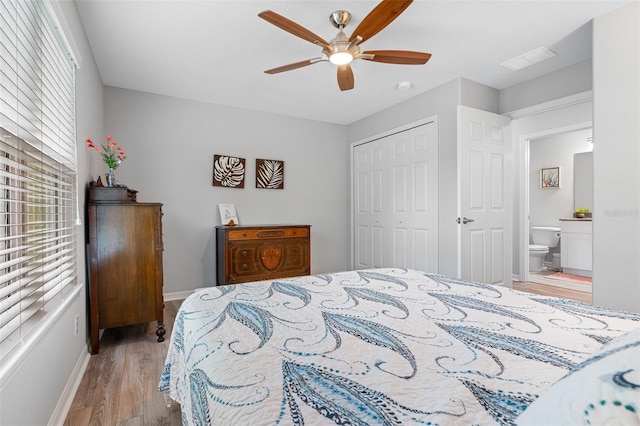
top-left (0, 0), bottom-right (79, 366)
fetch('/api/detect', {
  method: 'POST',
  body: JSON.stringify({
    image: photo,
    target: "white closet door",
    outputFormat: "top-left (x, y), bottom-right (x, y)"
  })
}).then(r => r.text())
top-left (353, 137), bottom-right (386, 269)
top-left (353, 121), bottom-right (438, 272)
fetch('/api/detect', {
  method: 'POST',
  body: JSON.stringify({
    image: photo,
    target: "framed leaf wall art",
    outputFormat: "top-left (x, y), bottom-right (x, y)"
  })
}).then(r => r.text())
top-left (256, 159), bottom-right (284, 189)
top-left (213, 154), bottom-right (245, 188)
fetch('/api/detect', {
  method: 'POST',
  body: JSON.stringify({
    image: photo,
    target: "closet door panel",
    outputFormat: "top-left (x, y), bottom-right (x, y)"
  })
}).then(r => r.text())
top-left (354, 138), bottom-right (387, 269)
top-left (393, 227), bottom-right (408, 268)
top-left (353, 121), bottom-right (438, 272)
top-left (413, 228), bottom-right (431, 272)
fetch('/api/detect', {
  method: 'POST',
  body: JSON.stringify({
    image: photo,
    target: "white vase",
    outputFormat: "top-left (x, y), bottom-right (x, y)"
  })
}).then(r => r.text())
top-left (105, 168), bottom-right (115, 187)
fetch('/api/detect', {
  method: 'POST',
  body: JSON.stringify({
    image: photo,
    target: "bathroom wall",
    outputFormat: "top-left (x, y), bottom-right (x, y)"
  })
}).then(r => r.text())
top-left (529, 128), bottom-right (593, 230)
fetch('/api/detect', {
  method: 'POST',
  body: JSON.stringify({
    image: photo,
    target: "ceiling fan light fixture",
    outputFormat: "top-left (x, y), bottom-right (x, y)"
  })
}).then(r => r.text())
top-left (330, 51), bottom-right (353, 65)
top-left (259, 1), bottom-right (431, 91)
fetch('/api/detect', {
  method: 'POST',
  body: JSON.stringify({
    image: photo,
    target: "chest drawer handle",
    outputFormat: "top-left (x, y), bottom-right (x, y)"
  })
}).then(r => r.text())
top-left (292, 247), bottom-right (298, 253)
top-left (293, 259), bottom-right (298, 265)
top-left (242, 264), bottom-right (248, 270)
top-left (242, 250), bottom-right (248, 257)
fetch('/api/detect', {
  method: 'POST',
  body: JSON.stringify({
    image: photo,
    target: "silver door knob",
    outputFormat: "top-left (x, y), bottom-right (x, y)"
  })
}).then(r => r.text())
top-left (457, 217), bottom-right (475, 224)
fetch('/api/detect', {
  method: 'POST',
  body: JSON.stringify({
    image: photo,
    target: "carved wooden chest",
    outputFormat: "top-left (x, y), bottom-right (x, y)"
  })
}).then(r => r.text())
top-left (216, 224), bottom-right (311, 285)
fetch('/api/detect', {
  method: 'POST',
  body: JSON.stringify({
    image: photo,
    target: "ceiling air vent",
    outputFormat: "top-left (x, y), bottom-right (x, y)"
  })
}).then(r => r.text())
top-left (501, 47), bottom-right (557, 71)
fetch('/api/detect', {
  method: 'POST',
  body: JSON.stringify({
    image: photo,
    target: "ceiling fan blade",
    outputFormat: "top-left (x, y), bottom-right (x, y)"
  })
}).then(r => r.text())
top-left (361, 50), bottom-right (432, 65)
top-left (349, 0), bottom-right (413, 44)
top-left (264, 59), bottom-right (322, 74)
top-left (259, 10), bottom-right (330, 47)
top-left (337, 64), bottom-right (354, 91)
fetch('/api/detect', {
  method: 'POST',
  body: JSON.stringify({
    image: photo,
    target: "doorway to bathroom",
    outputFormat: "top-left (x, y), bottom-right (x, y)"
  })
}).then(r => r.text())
top-left (523, 126), bottom-right (593, 293)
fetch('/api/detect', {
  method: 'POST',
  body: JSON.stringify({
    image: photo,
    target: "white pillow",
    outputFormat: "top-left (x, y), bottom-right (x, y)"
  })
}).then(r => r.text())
top-left (516, 327), bottom-right (640, 426)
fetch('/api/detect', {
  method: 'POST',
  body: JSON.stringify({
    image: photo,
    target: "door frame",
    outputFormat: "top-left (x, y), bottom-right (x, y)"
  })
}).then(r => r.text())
top-left (517, 121), bottom-right (592, 282)
top-left (505, 90), bottom-right (593, 283)
top-left (349, 115), bottom-right (438, 270)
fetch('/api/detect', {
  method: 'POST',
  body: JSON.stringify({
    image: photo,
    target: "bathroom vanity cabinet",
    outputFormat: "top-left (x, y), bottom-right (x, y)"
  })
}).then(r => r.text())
top-left (560, 219), bottom-right (592, 277)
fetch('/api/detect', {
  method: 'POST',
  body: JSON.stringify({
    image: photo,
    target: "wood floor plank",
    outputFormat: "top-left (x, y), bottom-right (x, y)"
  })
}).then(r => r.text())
top-left (512, 281), bottom-right (592, 304)
top-left (88, 327), bottom-right (128, 425)
top-left (143, 308), bottom-right (181, 424)
top-left (65, 300), bottom-right (184, 426)
top-left (115, 325), bottom-right (146, 422)
top-left (63, 406), bottom-right (92, 426)
top-left (116, 415), bottom-right (144, 426)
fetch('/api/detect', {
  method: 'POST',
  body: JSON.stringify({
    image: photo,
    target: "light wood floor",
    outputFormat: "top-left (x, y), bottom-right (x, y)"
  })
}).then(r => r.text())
top-left (64, 300), bottom-right (183, 426)
top-left (63, 282), bottom-right (590, 425)
top-left (512, 280), bottom-right (592, 304)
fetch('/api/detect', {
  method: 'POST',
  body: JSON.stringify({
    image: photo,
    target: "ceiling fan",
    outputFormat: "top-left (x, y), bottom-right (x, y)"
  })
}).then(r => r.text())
top-left (258, 0), bottom-right (432, 91)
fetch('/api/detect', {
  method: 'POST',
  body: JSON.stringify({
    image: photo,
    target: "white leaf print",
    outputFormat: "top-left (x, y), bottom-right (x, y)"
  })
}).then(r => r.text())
top-left (257, 160), bottom-right (284, 189)
top-left (214, 156), bottom-right (245, 187)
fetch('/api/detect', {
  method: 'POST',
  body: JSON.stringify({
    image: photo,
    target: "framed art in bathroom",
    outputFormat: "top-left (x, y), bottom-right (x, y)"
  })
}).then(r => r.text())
top-left (540, 167), bottom-right (560, 188)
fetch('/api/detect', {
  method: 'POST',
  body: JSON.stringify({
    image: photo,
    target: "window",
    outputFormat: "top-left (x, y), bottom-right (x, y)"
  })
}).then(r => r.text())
top-left (0, 0), bottom-right (77, 361)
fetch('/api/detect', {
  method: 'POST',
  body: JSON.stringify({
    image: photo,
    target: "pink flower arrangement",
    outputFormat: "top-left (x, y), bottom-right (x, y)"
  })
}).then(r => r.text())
top-left (86, 135), bottom-right (127, 169)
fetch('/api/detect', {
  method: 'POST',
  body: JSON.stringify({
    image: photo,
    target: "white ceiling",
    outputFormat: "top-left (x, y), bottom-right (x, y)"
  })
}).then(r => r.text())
top-left (75, 0), bottom-right (630, 125)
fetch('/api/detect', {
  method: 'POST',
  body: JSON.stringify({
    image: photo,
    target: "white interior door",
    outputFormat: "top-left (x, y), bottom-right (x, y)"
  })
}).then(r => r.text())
top-left (353, 121), bottom-right (438, 272)
top-left (458, 106), bottom-right (512, 285)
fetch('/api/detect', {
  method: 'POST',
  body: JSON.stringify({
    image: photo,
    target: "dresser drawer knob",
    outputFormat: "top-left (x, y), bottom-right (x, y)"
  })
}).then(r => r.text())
top-left (242, 264), bottom-right (248, 270)
top-left (242, 250), bottom-right (247, 257)
top-left (293, 259), bottom-right (298, 265)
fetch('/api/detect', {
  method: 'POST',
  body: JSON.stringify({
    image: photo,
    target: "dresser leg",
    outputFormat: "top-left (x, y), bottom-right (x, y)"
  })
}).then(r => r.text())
top-left (156, 322), bottom-right (166, 342)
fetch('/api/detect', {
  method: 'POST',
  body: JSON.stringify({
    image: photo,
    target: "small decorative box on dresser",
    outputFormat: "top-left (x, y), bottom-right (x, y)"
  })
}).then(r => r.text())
top-left (216, 224), bottom-right (311, 285)
top-left (87, 186), bottom-right (165, 354)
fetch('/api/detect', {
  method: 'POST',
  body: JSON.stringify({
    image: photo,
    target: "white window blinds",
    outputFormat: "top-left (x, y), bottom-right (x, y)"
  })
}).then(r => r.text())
top-left (0, 0), bottom-right (77, 359)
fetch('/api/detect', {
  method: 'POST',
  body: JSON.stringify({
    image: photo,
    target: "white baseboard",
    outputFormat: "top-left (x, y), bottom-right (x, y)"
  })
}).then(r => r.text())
top-left (164, 290), bottom-right (198, 301)
top-left (48, 348), bottom-right (91, 426)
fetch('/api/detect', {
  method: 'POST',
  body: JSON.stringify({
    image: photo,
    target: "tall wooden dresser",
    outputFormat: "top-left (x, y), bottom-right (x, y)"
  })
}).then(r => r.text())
top-left (87, 186), bottom-right (165, 354)
top-left (216, 224), bottom-right (310, 285)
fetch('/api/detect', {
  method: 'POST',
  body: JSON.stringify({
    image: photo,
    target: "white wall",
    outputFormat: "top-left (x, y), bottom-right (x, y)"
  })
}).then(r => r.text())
top-left (592, 1), bottom-right (640, 312)
top-left (0, 0), bottom-right (102, 424)
top-left (103, 87), bottom-right (350, 294)
top-left (529, 129), bottom-right (593, 228)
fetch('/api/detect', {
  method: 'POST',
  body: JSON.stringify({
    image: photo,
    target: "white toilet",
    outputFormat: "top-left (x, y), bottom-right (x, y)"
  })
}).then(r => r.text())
top-left (529, 226), bottom-right (561, 272)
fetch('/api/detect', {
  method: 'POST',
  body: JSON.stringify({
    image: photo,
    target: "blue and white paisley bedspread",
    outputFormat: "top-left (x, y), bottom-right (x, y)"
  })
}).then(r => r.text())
top-left (158, 268), bottom-right (640, 425)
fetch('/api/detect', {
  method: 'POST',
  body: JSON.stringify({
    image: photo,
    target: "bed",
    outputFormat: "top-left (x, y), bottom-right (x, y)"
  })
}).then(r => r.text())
top-left (159, 268), bottom-right (640, 425)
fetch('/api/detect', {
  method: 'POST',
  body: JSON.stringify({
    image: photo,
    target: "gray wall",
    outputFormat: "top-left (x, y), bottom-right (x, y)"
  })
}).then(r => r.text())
top-left (348, 79), bottom-right (458, 276)
top-left (500, 59), bottom-right (592, 114)
top-left (592, 1), bottom-right (640, 312)
top-left (103, 88), bottom-right (350, 294)
top-left (347, 77), bottom-right (500, 277)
